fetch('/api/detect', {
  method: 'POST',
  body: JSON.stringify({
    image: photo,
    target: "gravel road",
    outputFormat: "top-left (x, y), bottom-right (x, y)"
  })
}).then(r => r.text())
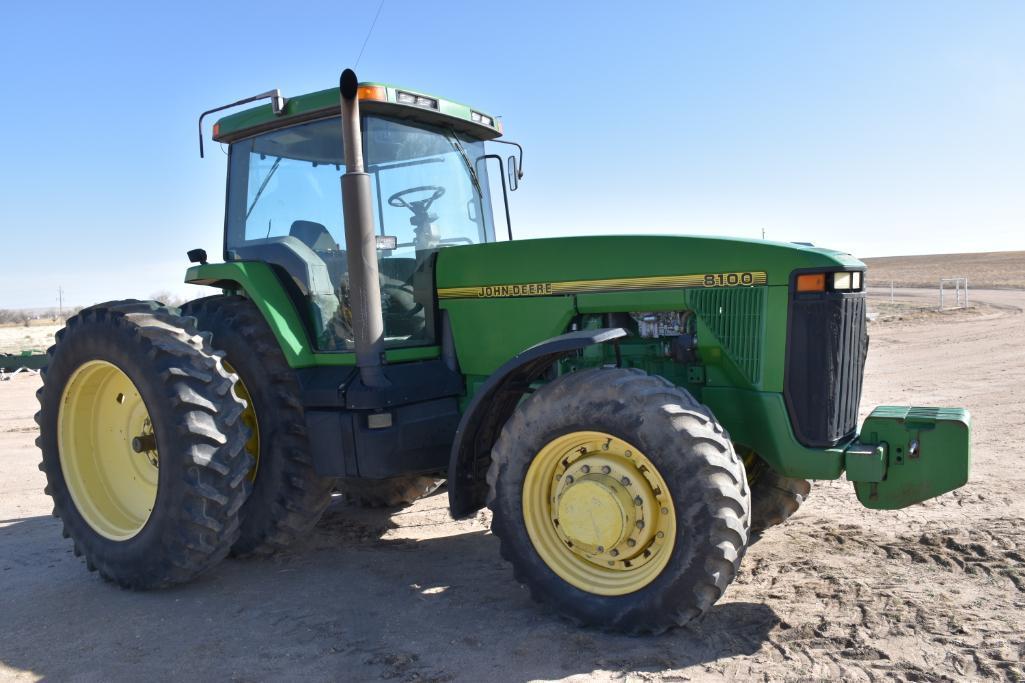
top-left (1, 289), bottom-right (1022, 681)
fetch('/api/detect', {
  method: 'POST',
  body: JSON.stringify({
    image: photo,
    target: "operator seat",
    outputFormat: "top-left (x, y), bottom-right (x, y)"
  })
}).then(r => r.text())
top-left (290, 220), bottom-right (339, 251)
top-left (290, 220), bottom-right (347, 286)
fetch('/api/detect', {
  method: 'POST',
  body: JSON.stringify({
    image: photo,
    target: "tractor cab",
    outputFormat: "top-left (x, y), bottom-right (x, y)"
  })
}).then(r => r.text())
top-left (209, 84), bottom-right (514, 353)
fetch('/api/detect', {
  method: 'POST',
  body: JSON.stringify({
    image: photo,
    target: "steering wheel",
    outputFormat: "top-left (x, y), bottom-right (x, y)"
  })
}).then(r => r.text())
top-left (388, 186), bottom-right (445, 212)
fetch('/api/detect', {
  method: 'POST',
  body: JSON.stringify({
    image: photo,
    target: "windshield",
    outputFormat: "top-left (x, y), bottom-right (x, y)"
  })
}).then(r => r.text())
top-left (225, 114), bottom-right (496, 351)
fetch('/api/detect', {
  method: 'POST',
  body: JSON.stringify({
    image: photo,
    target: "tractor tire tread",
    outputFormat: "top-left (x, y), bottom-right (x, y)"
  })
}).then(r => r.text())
top-left (486, 367), bottom-right (750, 634)
top-left (338, 476), bottom-right (444, 509)
top-left (36, 299), bottom-right (250, 589)
top-left (750, 468), bottom-right (812, 533)
top-left (181, 295), bottom-right (334, 557)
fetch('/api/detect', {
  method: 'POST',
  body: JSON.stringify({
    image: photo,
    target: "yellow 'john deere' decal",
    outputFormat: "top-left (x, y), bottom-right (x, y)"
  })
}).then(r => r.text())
top-left (437, 271), bottom-right (768, 299)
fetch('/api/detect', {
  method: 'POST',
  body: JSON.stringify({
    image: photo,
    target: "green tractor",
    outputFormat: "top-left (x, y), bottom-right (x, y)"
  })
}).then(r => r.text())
top-left (36, 69), bottom-right (971, 633)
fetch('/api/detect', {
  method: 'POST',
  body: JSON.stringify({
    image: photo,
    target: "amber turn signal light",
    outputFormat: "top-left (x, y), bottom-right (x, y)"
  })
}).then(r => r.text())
top-left (357, 85), bottom-right (387, 101)
top-left (796, 273), bottom-right (826, 292)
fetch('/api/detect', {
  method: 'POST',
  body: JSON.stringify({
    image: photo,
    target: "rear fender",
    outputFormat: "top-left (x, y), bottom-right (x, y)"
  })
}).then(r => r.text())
top-left (185, 261), bottom-right (317, 367)
top-left (447, 327), bottom-right (627, 517)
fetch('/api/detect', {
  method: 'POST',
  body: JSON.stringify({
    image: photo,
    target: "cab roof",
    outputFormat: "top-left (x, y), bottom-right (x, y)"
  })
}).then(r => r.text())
top-left (213, 81), bottom-right (502, 144)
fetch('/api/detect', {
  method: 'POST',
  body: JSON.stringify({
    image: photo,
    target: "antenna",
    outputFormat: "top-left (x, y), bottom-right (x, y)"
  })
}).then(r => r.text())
top-left (354, 0), bottom-right (386, 68)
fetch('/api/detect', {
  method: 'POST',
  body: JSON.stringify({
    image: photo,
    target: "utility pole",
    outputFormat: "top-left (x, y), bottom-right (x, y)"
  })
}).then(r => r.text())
top-left (761, 228), bottom-right (766, 240)
top-left (57, 286), bottom-right (63, 320)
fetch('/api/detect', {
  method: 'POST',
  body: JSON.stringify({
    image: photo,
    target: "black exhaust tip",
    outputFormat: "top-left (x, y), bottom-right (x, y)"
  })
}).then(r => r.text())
top-left (340, 69), bottom-right (359, 100)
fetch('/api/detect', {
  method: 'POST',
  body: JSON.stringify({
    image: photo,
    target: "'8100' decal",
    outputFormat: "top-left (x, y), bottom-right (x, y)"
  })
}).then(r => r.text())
top-left (702, 272), bottom-right (763, 287)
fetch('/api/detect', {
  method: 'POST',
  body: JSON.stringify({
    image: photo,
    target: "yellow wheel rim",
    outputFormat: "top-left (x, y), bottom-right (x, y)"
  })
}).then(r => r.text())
top-left (223, 361), bottom-right (259, 481)
top-left (522, 431), bottom-right (677, 596)
top-left (57, 360), bottom-right (158, 541)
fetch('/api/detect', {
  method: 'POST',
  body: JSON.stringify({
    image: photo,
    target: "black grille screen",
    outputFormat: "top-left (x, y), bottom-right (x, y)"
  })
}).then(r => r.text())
top-left (784, 292), bottom-right (868, 447)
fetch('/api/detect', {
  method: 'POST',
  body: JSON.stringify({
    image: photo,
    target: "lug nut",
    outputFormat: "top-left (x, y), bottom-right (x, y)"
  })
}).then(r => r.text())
top-left (610, 549), bottom-right (619, 557)
top-left (656, 531), bottom-right (665, 539)
top-left (625, 450), bottom-right (632, 457)
top-left (565, 475), bottom-right (574, 484)
top-left (621, 477), bottom-right (631, 486)
top-left (581, 465), bottom-right (590, 474)
top-left (601, 465), bottom-right (611, 475)
top-left (596, 546), bottom-right (605, 553)
top-left (627, 539), bottom-right (637, 547)
top-left (661, 507), bottom-right (669, 515)
top-left (636, 521), bottom-right (645, 530)
top-left (634, 496), bottom-right (643, 506)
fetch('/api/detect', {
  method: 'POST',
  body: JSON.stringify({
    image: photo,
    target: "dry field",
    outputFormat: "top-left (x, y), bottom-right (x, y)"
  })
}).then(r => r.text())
top-left (863, 250), bottom-right (1025, 289)
top-left (0, 323), bottom-right (61, 355)
top-left (1, 289), bottom-right (1023, 681)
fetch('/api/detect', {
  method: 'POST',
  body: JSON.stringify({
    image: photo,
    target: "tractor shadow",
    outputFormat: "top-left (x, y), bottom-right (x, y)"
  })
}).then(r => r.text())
top-left (0, 503), bottom-right (779, 681)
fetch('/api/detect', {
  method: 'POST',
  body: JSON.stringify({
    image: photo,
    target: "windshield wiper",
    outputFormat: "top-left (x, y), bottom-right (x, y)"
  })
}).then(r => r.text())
top-left (246, 156), bottom-right (283, 220)
top-left (445, 130), bottom-right (482, 199)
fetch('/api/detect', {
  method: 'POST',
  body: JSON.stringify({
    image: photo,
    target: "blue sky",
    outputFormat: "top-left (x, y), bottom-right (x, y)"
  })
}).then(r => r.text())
top-left (1, 1), bottom-right (1022, 308)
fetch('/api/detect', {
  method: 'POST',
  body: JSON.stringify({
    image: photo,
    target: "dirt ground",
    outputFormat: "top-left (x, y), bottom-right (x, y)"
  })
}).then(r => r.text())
top-left (1, 288), bottom-right (1023, 682)
top-left (863, 250), bottom-right (1025, 289)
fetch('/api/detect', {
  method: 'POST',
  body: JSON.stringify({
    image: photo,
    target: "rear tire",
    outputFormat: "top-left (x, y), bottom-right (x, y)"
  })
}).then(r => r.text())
top-left (487, 368), bottom-right (750, 633)
top-left (181, 295), bottom-right (334, 556)
top-left (35, 300), bottom-right (251, 588)
top-left (338, 476), bottom-right (443, 509)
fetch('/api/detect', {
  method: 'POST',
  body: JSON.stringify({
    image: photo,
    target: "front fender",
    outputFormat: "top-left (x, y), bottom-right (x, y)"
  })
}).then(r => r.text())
top-left (447, 327), bottom-right (626, 518)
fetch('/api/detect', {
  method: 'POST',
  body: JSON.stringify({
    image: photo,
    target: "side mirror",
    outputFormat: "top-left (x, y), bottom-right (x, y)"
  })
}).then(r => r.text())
top-left (507, 155), bottom-right (520, 191)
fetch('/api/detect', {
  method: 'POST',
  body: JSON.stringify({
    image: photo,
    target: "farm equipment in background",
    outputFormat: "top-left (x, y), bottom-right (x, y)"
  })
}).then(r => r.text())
top-left (34, 69), bottom-right (971, 633)
top-left (1, 351), bottom-right (47, 378)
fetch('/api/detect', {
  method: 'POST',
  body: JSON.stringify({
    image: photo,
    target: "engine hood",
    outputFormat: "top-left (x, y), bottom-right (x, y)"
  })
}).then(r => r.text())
top-left (435, 234), bottom-right (864, 293)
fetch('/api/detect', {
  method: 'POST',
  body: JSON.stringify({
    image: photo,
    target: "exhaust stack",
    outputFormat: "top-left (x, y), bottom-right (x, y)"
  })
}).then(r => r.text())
top-left (339, 69), bottom-right (388, 388)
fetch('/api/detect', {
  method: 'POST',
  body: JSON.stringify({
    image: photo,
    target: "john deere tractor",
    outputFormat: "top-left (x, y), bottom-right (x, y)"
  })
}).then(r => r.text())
top-left (36, 70), bottom-right (971, 633)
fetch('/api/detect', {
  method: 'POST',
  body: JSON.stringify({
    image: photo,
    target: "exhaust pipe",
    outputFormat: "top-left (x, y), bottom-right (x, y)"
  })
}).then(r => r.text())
top-left (339, 68), bottom-right (388, 388)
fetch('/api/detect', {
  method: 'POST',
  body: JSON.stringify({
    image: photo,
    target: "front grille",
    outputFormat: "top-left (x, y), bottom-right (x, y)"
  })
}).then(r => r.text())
top-left (784, 290), bottom-right (868, 447)
top-left (688, 286), bottom-right (766, 384)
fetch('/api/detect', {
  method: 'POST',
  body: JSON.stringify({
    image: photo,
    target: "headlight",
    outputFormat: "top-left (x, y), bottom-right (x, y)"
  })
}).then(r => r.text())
top-left (832, 272), bottom-right (852, 290)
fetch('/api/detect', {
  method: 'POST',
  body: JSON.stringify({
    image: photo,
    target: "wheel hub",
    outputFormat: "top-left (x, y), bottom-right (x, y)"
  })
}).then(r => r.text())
top-left (522, 431), bottom-right (677, 595)
top-left (555, 478), bottom-right (628, 552)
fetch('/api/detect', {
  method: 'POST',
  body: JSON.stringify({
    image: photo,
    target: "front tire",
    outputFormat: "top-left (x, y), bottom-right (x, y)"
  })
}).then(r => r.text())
top-left (487, 368), bottom-right (750, 633)
top-left (181, 296), bottom-right (334, 556)
top-left (35, 301), bottom-right (251, 588)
